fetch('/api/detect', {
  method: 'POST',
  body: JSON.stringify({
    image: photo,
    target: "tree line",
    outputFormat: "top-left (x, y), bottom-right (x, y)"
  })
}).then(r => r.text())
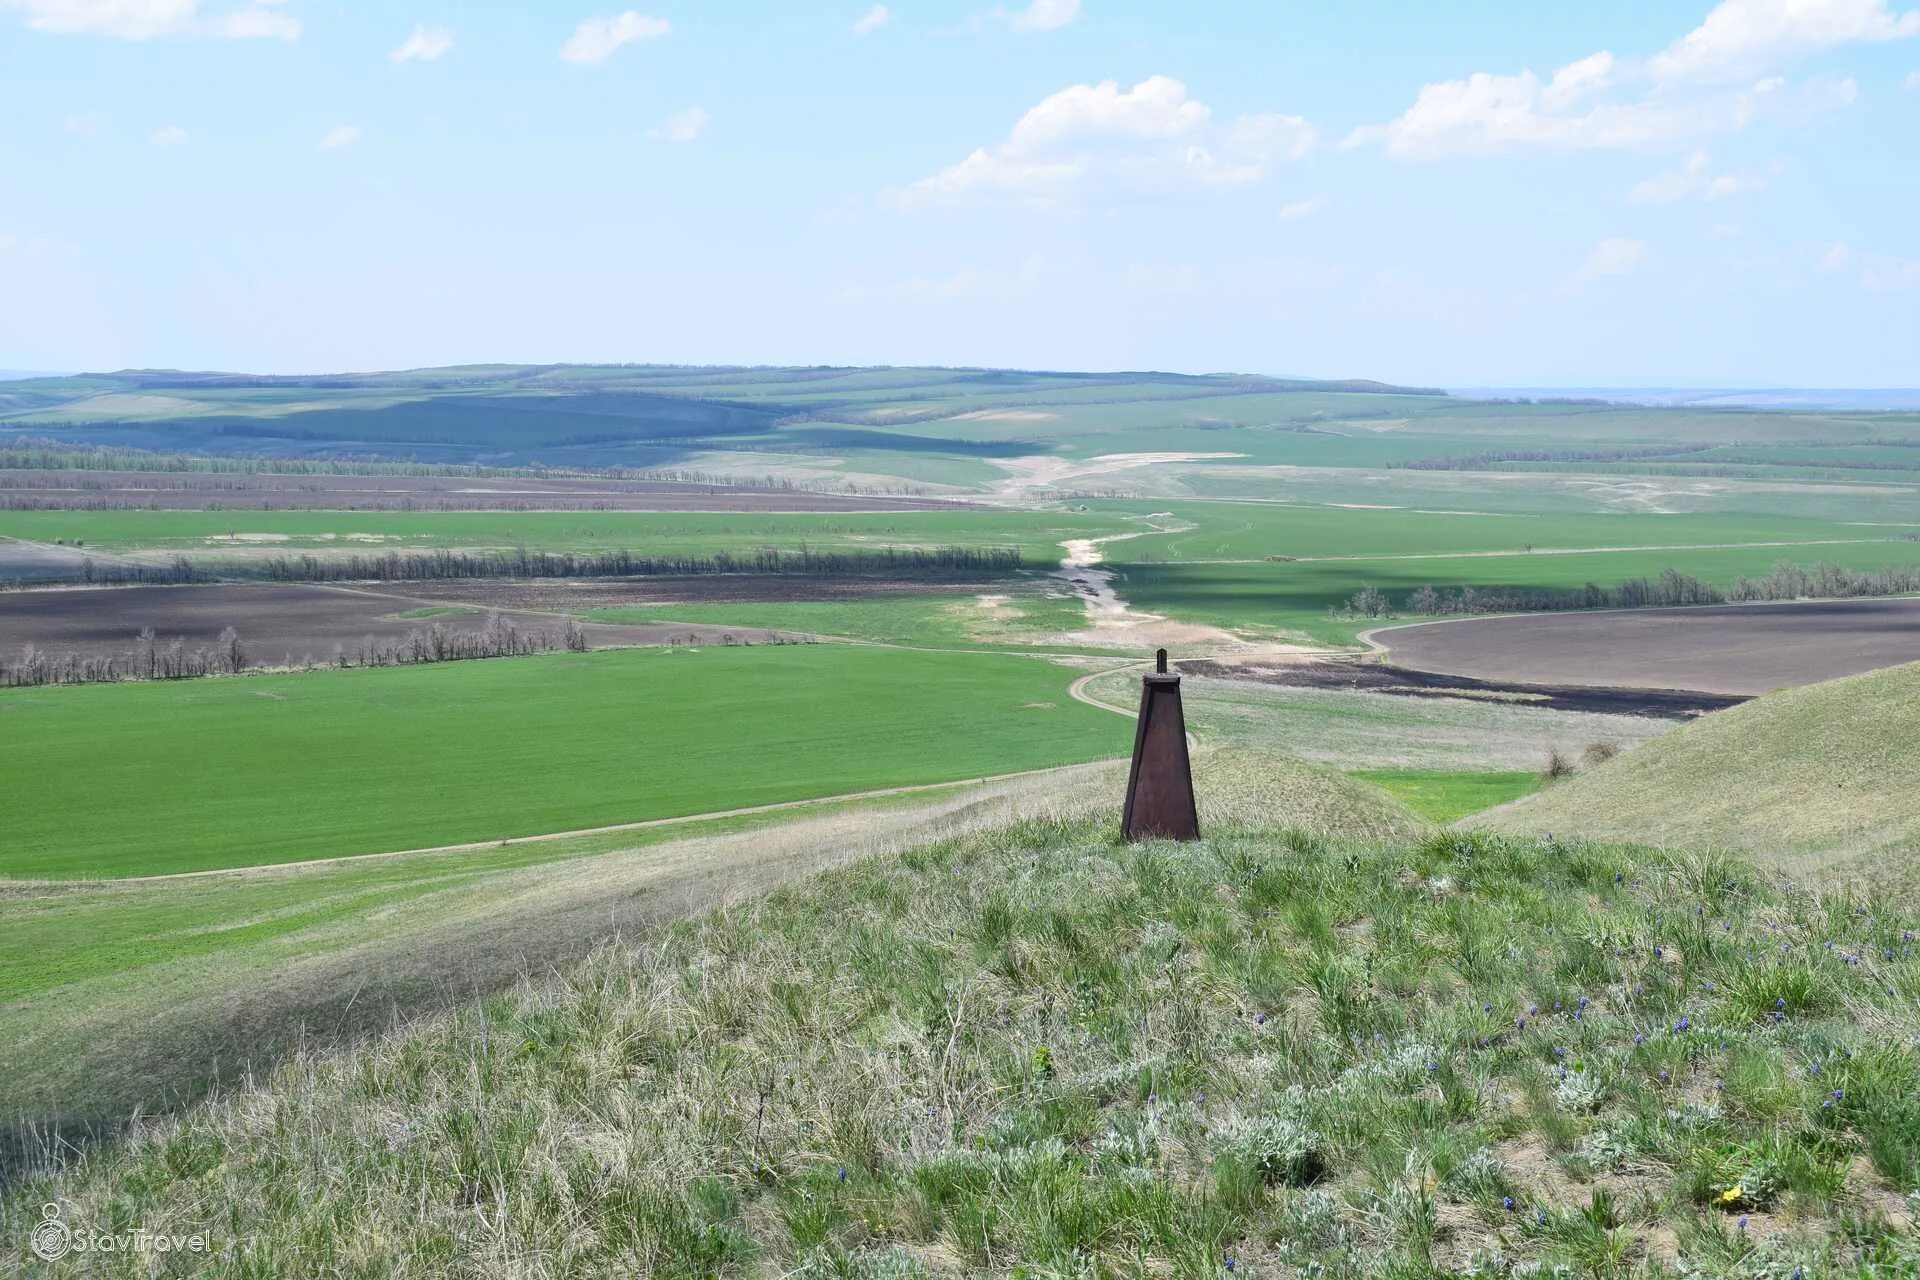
top-left (1332, 560), bottom-right (1920, 620)
top-left (0, 440), bottom-right (928, 494)
top-left (1397, 445), bottom-right (1710, 472)
top-left (44, 545), bottom-right (1024, 589)
top-left (0, 614), bottom-right (591, 689)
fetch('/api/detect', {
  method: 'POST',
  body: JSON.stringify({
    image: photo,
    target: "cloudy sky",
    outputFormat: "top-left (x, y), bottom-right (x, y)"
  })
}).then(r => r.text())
top-left (2, 0), bottom-right (1917, 384)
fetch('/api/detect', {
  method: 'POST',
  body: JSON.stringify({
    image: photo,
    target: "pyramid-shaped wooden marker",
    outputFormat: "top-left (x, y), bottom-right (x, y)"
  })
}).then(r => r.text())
top-left (1121, 648), bottom-right (1200, 842)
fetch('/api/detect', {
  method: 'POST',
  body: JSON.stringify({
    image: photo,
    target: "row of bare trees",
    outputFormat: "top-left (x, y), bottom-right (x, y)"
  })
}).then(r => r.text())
top-left (1331, 560), bottom-right (1920, 621)
top-left (0, 440), bottom-right (930, 494)
top-left (0, 545), bottom-right (1027, 590)
top-left (3, 626), bottom-right (249, 687)
top-left (41, 545), bottom-right (1024, 590)
top-left (244, 546), bottom-right (1025, 582)
top-left (0, 615), bottom-right (592, 689)
top-left (1727, 561), bottom-right (1920, 602)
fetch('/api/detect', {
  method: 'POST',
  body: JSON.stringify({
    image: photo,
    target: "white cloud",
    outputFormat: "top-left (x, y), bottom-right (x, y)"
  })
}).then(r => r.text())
top-left (65, 111), bottom-right (107, 135)
top-left (1348, 52), bottom-right (1759, 159)
top-left (3, 0), bottom-right (299, 39)
top-left (7, 0), bottom-right (195, 37)
top-left (1907, 69), bottom-right (1920, 88)
top-left (1827, 241), bottom-right (1920, 289)
top-left (850, 3), bottom-right (889, 36)
top-left (390, 22), bottom-right (452, 62)
top-left (899, 75), bottom-right (1314, 207)
top-left (1349, 2), bottom-right (1896, 161)
top-left (1652, 0), bottom-right (1920, 84)
top-left (319, 123), bottom-right (360, 150)
top-left (1278, 196), bottom-right (1324, 220)
top-left (1861, 257), bottom-right (1920, 290)
top-left (209, 2), bottom-right (294, 38)
top-left (1006, 0), bottom-right (1078, 32)
top-left (1628, 148), bottom-right (1773, 202)
top-left (649, 106), bottom-right (709, 143)
top-left (559, 10), bottom-right (667, 64)
top-left (1568, 236), bottom-right (1648, 289)
top-left (151, 123), bottom-right (188, 146)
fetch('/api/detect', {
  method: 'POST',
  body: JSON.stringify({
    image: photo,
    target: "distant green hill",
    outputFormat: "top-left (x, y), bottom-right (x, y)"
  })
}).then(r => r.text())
top-left (0, 363), bottom-right (1449, 471)
top-left (1474, 661), bottom-right (1920, 885)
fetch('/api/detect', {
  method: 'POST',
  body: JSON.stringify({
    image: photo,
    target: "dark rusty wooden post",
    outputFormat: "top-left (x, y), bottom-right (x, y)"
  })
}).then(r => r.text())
top-left (1122, 648), bottom-right (1200, 842)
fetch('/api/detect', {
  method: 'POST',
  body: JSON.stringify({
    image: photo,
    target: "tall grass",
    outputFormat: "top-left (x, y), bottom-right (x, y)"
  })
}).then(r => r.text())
top-left (6, 822), bottom-right (1916, 1275)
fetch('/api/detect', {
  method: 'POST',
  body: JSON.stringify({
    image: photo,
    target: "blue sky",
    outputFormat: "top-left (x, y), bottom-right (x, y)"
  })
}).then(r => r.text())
top-left (2, 0), bottom-right (1917, 384)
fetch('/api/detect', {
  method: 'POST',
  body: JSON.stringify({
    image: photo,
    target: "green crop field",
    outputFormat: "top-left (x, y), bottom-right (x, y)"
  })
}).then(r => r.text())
top-left (1096, 499), bottom-right (1912, 563)
top-left (1114, 541), bottom-right (1920, 644)
top-left (0, 507), bottom-right (1133, 565)
top-left (1352, 768), bottom-right (1542, 823)
top-left (0, 645), bottom-right (1128, 879)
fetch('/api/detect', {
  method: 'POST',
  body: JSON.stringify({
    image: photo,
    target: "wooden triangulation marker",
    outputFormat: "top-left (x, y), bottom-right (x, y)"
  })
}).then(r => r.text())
top-left (1121, 648), bottom-right (1200, 842)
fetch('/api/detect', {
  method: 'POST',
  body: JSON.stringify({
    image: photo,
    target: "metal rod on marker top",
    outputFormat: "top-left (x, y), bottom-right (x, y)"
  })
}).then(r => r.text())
top-left (1121, 648), bottom-right (1200, 842)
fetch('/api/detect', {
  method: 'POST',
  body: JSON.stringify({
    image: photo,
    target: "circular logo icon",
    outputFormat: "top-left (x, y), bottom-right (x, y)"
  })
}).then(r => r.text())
top-left (31, 1204), bottom-right (72, 1262)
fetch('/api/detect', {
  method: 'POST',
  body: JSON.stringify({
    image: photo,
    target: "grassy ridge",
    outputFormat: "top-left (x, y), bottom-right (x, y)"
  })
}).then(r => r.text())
top-left (1475, 661), bottom-right (1920, 886)
top-left (8, 821), bottom-right (1915, 1276)
top-left (0, 747), bottom-right (1417, 1150)
top-left (0, 645), bottom-right (1127, 878)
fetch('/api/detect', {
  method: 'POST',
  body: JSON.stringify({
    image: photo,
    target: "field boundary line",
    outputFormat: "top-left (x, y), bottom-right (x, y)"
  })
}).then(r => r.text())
top-left (25, 758), bottom-right (1130, 888)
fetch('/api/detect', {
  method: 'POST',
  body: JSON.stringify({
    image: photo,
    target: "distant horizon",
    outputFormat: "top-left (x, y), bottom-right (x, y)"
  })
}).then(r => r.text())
top-left (7, 364), bottom-right (1920, 408)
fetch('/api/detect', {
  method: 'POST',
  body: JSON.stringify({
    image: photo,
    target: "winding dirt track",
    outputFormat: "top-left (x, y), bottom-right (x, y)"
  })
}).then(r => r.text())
top-left (71, 757), bottom-right (1131, 886)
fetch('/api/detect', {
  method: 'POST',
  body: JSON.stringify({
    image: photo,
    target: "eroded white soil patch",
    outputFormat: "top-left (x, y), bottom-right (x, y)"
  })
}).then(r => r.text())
top-left (989, 452), bottom-right (1247, 498)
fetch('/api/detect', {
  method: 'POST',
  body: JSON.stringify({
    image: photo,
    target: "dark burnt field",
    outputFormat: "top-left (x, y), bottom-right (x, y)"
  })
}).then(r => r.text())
top-left (0, 583), bottom-right (802, 671)
top-left (1373, 597), bottom-right (1920, 696)
top-left (0, 470), bottom-right (963, 513)
top-left (1178, 657), bottom-right (1741, 718)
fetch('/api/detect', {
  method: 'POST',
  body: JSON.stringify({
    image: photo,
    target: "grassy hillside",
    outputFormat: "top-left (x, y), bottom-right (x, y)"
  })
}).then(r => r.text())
top-left (1475, 662), bottom-right (1920, 885)
top-left (0, 746), bottom-right (1418, 1161)
top-left (7, 820), bottom-right (1915, 1276)
top-left (0, 645), bottom-right (1127, 878)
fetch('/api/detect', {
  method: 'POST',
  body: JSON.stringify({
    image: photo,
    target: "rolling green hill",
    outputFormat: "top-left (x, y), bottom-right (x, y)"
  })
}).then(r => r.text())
top-left (0, 744), bottom-right (1421, 1163)
top-left (1474, 662), bottom-right (1920, 885)
top-left (11, 364), bottom-right (1920, 491)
